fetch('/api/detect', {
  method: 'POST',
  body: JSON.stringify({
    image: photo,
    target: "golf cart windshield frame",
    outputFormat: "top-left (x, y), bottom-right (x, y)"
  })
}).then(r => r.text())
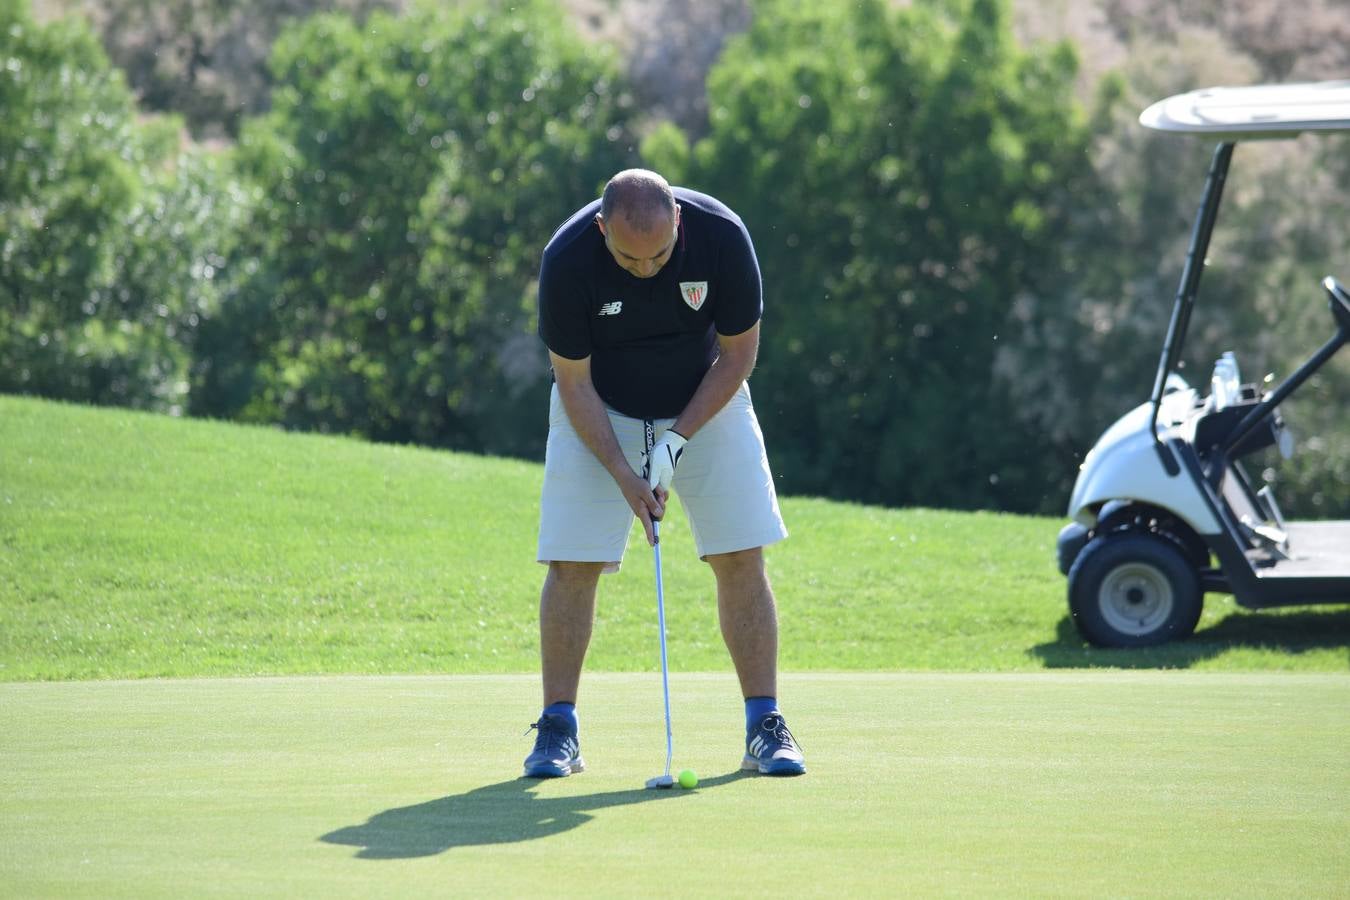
top-left (1147, 141), bottom-right (1232, 475)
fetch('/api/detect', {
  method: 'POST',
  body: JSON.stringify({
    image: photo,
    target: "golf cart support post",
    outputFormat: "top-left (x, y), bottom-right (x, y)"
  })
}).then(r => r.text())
top-left (1057, 80), bottom-right (1350, 648)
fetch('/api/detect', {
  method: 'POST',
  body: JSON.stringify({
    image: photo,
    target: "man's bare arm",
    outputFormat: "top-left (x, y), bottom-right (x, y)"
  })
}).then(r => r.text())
top-left (549, 350), bottom-right (664, 543)
top-left (671, 321), bottom-right (760, 440)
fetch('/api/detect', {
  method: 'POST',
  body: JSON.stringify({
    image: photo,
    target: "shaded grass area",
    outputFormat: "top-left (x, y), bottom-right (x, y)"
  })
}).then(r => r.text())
top-left (1034, 608), bottom-right (1350, 669)
top-left (1, 395), bottom-right (1346, 679)
top-left (2, 673), bottom-right (1347, 897)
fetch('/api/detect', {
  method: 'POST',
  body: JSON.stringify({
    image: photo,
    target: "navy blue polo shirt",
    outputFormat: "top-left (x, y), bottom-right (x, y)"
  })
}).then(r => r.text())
top-left (537, 187), bottom-right (763, 419)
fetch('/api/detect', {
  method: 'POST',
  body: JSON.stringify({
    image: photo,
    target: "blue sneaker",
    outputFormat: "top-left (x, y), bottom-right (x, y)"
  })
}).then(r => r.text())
top-left (522, 713), bottom-right (584, 778)
top-left (742, 713), bottom-right (806, 776)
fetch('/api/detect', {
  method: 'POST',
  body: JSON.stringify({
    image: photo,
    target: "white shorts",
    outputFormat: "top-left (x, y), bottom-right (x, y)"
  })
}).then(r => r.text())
top-left (537, 382), bottom-right (788, 573)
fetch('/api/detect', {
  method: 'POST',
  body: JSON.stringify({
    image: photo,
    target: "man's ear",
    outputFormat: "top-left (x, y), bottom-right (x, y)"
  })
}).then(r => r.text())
top-left (594, 213), bottom-right (607, 237)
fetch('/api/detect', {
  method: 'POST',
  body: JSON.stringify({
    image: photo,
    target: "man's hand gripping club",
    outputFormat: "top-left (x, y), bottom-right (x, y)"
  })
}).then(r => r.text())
top-left (645, 429), bottom-right (687, 511)
top-left (547, 351), bottom-right (671, 547)
top-left (640, 422), bottom-right (686, 543)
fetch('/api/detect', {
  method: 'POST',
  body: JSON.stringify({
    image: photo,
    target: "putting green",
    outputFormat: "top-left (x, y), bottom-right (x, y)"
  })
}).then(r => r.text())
top-left (2, 673), bottom-right (1346, 897)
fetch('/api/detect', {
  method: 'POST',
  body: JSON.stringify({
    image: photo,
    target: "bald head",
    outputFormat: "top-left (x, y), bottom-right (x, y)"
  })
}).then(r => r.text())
top-left (600, 169), bottom-right (677, 234)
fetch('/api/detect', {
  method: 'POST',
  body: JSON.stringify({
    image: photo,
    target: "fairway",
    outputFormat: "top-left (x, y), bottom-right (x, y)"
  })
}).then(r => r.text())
top-left (5, 396), bottom-right (1348, 679)
top-left (2, 673), bottom-right (1346, 898)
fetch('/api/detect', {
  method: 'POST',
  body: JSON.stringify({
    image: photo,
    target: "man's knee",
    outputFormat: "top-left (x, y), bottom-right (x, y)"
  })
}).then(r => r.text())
top-left (546, 561), bottom-right (606, 589)
top-left (706, 546), bottom-right (766, 581)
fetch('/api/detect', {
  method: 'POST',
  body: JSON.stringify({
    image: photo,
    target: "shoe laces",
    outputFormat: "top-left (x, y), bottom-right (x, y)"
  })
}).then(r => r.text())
top-left (526, 715), bottom-right (574, 754)
top-left (758, 714), bottom-right (803, 752)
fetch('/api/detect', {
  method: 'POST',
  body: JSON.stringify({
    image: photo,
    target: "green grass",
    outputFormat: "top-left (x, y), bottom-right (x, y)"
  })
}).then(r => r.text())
top-left (3, 397), bottom-right (1348, 897)
top-left (3, 673), bottom-right (1347, 898)
top-left (1, 394), bottom-right (1347, 679)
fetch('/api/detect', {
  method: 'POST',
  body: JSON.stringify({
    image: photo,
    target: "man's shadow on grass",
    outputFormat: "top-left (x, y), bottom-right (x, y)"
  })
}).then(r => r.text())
top-left (321, 771), bottom-right (751, 859)
top-left (1030, 607), bottom-right (1350, 669)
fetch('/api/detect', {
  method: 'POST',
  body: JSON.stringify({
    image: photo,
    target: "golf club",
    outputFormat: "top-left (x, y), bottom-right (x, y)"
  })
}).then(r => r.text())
top-left (642, 419), bottom-right (676, 790)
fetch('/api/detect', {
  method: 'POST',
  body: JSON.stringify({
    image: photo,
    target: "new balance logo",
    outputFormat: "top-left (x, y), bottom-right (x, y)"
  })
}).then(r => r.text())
top-left (598, 301), bottom-right (623, 316)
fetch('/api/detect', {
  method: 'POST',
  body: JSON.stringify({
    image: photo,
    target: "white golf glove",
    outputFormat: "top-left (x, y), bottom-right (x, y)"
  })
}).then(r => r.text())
top-left (645, 429), bottom-right (687, 493)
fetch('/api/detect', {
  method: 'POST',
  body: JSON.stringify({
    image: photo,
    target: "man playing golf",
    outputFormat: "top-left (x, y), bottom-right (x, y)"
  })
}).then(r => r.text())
top-left (526, 168), bottom-right (806, 778)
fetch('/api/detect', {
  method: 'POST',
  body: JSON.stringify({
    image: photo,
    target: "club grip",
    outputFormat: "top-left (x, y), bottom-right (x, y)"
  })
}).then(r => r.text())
top-left (642, 418), bottom-right (655, 480)
top-left (643, 419), bottom-right (662, 531)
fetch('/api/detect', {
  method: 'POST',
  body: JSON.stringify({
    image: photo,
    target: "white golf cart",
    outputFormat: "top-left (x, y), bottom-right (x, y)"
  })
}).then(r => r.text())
top-left (1057, 80), bottom-right (1350, 647)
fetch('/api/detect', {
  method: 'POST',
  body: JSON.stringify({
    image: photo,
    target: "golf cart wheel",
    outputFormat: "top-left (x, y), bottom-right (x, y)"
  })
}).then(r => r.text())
top-left (1067, 534), bottom-right (1203, 648)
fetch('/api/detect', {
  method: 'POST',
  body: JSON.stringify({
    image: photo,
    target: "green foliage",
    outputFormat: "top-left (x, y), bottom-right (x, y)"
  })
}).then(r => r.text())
top-left (668, 0), bottom-right (1099, 511)
top-left (637, 120), bottom-right (690, 183)
top-left (8, 0), bottom-right (1345, 518)
top-left (1196, 134), bottom-right (1350, 517)
top-left (40, 0), bottom-right (403, 138)
top-left (198, 0), bottom-right (635, 452)
top-left (0, 0), bottom-right (249, 412)
top-left (1, 1), bottom-right (139, 402)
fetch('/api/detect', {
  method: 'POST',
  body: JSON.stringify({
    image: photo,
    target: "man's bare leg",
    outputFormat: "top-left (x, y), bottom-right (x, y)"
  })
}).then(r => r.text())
top-left (524, 561), bottom-right (604, 778)
top-left (706, 547), bottom-right (778, 699)
top-left (706, 546), bottom-right (805, 775)
top-left (540, 560), bottom-right (605, 705)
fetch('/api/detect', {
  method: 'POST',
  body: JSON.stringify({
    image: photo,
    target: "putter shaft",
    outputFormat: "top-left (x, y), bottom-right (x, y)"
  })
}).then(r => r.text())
top-left (643, 419), bottom-right (675, 789)
top-left (654, 518), bottom-right (673, 779)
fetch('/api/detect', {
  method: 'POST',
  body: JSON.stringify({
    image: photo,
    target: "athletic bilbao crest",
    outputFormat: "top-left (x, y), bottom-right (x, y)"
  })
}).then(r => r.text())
top-left (679, 281), bottom-right (708, 311)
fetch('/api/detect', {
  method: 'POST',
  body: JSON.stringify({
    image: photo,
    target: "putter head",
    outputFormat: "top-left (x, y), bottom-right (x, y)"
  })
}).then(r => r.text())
top-left (645, 774), bottom-right (675, 789)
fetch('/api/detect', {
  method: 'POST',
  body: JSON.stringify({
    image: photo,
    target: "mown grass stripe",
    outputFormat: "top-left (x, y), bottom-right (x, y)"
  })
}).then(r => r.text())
top-left (1, 673), bottom-right (1346, 897)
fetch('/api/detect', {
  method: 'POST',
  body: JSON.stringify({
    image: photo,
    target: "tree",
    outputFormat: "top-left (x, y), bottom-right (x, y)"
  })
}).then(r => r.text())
top-left (571, 0), bottom-right (752, 140)
top-left (1099, 0), bottom-right (1350, 82)
top-left (646, 0), bottom-right (1101, 511)
top-left (197, 0), bottom-right (635, 453)
top-left (1, 0), bottom-right (245, 411)
top-left (36, 0), bottom-right (405, 138)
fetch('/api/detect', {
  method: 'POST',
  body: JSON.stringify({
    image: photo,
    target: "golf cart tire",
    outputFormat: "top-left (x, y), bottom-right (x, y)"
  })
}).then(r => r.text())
top-left (1067, 534), bottom-right (1203, 648)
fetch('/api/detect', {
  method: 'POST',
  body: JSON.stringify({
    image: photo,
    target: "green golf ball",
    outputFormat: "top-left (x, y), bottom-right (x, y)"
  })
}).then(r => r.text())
top-left (678, 768), bottom-right (698, 789)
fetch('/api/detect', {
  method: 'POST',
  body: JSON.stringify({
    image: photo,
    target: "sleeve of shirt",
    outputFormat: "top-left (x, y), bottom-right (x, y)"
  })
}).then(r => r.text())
top-left (713, 215), bottom-right (763, 337)
top-left (537, 251), bottom-right (591, 360)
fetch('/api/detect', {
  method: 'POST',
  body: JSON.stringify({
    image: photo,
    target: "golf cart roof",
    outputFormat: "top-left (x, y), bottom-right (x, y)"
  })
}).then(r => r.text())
top-left (1140, 80), bottom-right (1350, 139)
